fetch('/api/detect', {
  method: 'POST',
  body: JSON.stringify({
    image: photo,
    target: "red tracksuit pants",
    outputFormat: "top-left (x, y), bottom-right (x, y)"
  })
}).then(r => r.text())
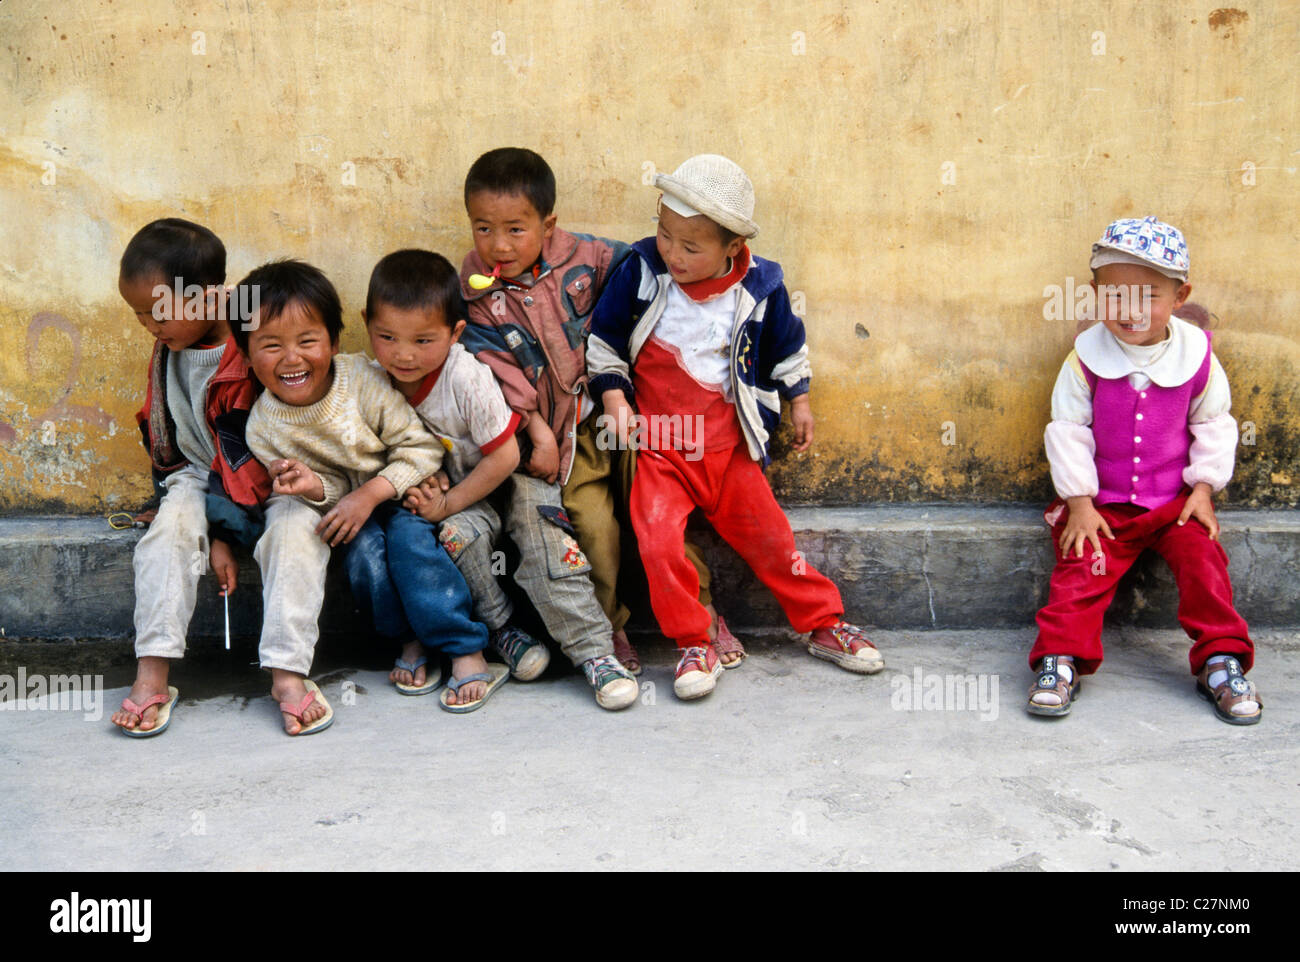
top-left (1030, 491), bottom-right (1253, 676)
top-left (630, 441), bottom-right (843, 648)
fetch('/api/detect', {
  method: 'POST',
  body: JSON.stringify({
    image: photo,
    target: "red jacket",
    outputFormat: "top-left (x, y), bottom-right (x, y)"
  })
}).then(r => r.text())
top-left (136, 336), bottom-right (272, 512)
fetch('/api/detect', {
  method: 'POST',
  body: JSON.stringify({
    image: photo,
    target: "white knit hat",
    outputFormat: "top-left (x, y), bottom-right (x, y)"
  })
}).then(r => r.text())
top-left (653, 154), bottom-right (758, 238)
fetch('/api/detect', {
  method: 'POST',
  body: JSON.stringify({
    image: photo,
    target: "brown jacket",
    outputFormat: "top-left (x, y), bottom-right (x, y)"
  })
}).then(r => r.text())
top-left (459, 228), bottom-right (629, 484)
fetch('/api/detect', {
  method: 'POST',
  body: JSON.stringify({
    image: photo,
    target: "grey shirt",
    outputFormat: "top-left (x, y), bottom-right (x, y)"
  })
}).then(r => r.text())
top-left (166, 343), bottom-right (225, 469)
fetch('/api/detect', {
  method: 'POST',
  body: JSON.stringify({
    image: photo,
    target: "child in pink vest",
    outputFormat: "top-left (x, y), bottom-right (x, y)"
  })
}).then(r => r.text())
top-left (1030, 216), bottom-right (1260, 724)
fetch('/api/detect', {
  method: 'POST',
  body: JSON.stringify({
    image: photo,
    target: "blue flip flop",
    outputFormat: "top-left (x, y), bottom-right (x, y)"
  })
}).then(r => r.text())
top-left (394, 655), bottom-right (442, 696)
top-left (439, 663), bottom-right (510, 714)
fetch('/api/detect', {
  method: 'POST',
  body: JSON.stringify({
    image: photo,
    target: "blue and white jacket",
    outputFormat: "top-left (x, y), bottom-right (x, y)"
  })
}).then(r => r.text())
top-left (587, 237), bottom-right (811, 467)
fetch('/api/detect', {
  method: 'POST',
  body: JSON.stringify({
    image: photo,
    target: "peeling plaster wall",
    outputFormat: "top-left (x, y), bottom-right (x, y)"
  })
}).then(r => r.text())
top-left (1, 0), bottom-right (1296, 512)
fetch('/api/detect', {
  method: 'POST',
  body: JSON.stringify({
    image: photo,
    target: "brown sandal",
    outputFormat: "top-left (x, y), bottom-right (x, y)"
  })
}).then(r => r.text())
top-left (1026, 655), bottom-right (1080, 717)
top-left (612, 631), bottom-right (642, 676)
top-left (1197, 655), bottom-right (1261, 725)
top-left (713, 616), bottom-right (747, 669)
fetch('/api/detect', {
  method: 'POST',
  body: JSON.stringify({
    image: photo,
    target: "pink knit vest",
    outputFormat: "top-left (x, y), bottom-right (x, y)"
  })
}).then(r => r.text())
top-left (1082, 332), bottom-right (1213, 509)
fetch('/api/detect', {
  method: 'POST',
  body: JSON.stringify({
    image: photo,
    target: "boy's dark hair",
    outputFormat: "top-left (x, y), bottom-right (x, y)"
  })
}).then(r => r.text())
top-left (120, 218), bottom-right (226, 288)
top-left (464, 147), bottom-right (556, 218)
top-left (230, 259), bottom-right (343, 353)
top-left (364, 249), bottom-right (466, 327)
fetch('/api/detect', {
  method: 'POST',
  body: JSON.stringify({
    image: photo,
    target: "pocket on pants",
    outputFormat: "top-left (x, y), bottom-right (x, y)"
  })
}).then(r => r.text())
top-left (537, 505), bottom-right (592, 579)
top-left (437, 514), bottom-right (487, 561)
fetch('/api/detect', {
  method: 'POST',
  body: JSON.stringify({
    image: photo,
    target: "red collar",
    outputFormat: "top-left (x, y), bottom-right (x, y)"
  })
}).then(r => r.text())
top-left (405, 364), bottom-right (444, 406)
top-left (678, 245), bottom-right (750, 302)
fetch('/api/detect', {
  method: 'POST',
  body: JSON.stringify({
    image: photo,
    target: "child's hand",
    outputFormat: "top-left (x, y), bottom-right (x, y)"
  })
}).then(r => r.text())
top-left (1178, 482), bottom-right (1220, 540)
top-left (1059, 495), bottom-right (1115, 559)
top-left (524, 428), bottom-right (560, 483)
top-left (405, 481), bottom-right (452, 523)
top-left (210, 538), bottom-right (238, 596)
top-left (790, 395), bottom-right (814, 452)
top-left (403, 478), bottom-right (438, 512)
top-left (269, 459), bottom-right (325, 501)
top-left (601, 389), bottom-right (636, 449)
top-left (316, 482), bottom-right (387, 547)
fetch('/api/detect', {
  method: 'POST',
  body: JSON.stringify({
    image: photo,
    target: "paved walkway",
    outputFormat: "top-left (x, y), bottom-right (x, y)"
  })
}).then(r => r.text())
top-left (2, 628), bottom-right (1295, 871)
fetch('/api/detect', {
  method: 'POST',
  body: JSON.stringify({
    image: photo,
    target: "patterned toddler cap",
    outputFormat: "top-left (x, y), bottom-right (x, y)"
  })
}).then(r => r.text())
top-left (1090, 215), bottom-right (1189, 281)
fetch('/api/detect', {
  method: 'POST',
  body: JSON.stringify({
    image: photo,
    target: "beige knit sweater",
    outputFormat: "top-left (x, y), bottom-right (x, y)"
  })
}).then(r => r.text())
top-left (246, 353), bottom-right (442, 510)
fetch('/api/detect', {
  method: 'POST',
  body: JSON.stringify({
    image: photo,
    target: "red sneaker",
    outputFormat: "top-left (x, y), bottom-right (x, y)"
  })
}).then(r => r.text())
top-left (807, 620), bottom-right (885, 674)
top-left (673, 645), bottom-right (722, 700)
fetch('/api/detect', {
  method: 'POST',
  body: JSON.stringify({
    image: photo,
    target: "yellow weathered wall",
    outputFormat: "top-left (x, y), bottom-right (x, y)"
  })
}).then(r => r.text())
top-left (1, 0), bottom-right (1297, 511)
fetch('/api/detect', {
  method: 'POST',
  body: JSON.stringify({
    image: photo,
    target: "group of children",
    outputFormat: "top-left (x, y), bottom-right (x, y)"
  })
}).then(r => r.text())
top-left (110, 148), bottom-right (1261, 737)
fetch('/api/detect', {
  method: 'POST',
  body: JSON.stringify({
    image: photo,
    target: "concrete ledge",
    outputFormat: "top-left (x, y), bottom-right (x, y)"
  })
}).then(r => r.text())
top-left (2, 507), bottom-right (1299, 646)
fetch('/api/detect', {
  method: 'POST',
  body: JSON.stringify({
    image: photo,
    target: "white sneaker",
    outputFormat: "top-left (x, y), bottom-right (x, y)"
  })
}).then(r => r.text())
top-left (581, 655), bottom-right (638, 711)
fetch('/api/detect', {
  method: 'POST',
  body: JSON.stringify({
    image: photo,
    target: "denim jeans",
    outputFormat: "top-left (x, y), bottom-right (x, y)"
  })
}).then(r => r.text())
top-left (344, 502), bottom-right (487, 657)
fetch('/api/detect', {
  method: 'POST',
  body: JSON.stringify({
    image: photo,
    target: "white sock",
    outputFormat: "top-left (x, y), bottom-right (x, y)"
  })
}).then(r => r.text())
top-left (1206, 654), bottom-right (1258, 715)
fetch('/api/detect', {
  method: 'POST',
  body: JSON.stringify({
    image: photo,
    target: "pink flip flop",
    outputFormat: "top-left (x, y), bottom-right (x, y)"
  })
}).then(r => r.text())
top-left (279, 679), bottom-right (334, 736)
top-left (119, 686), bottom-right (179, 738)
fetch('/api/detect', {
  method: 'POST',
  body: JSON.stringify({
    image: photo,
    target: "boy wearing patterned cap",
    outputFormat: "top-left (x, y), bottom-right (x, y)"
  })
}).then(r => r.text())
top-left (589, 153), bottom-right (885, 700)
top-left (1029, 215), bottom-right (1261, 724)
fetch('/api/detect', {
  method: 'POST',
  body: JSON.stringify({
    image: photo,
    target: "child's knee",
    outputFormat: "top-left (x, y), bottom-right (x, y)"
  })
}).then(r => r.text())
top-left (343, 530), bottom-right (387, 587)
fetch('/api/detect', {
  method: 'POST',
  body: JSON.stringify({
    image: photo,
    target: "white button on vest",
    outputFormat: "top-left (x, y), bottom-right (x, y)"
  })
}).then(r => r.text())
top-left (1134, 436), bottom-right (1142, 443)
top-left (1136, 413), bottom-right (1144, 420)
top-left (1130, 494), bottom-right (1138, 501)
top-left (1132, 475), bottom-right (1139, 482)
top-left (1140, 392), bottom-right (1147, 398)
top-left (1133, 456), bottom-right (1140, 463)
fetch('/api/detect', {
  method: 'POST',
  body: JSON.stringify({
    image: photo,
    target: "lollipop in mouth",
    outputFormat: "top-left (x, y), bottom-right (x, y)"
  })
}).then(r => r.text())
top-left (468, 263), bottom-right (502, 290)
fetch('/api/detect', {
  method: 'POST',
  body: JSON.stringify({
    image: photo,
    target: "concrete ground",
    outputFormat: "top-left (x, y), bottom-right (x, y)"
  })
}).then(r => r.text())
top-left (1, 627), bottom-right (1296, 872)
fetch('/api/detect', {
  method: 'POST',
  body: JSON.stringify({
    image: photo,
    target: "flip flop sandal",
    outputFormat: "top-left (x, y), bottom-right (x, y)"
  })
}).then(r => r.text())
top-left (439, 663), bottom-right (510, 714)
top-left (713, 616), bottom-right (747, 669)
top-left (1197, 656), bottom-right (1261, 726)
top-left (279, 680), bottom-right (334, 736)
top-left (119, 686), bottom-right (179, 738)
top-left (1026, 655), bottom-right (1080, 717)
top-left (393, 655), bottom-right (442, 696)
top-left (612, 632), bottom-right (642, 676)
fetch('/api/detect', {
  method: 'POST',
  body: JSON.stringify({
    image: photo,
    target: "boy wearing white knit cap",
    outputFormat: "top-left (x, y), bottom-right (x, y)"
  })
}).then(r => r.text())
top-left (588, 154), bottom-right (885, 700)
top-left (1029, 216), bottom-right (1260, 724)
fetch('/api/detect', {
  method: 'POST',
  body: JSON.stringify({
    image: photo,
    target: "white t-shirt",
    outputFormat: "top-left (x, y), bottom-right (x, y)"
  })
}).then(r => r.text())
top-left (651, 282), bottom-right (738, 401)
top-left (385, 344), bottom-right (518, 484)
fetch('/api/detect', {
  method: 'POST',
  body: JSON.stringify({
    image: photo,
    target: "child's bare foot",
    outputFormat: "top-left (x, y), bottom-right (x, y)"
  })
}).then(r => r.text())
top-left (389, 641), bottom-right (433, 688)
top-left (271, 669), bottom-right (329, 735)
top-left (612, 628), bottom-right (641, 675)
top-left (444, 652), bottom-right (489, 707)
top-left (111, 656), bottom-right (171, 733)
top-left (705, 605), bottom-right (745, 666)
